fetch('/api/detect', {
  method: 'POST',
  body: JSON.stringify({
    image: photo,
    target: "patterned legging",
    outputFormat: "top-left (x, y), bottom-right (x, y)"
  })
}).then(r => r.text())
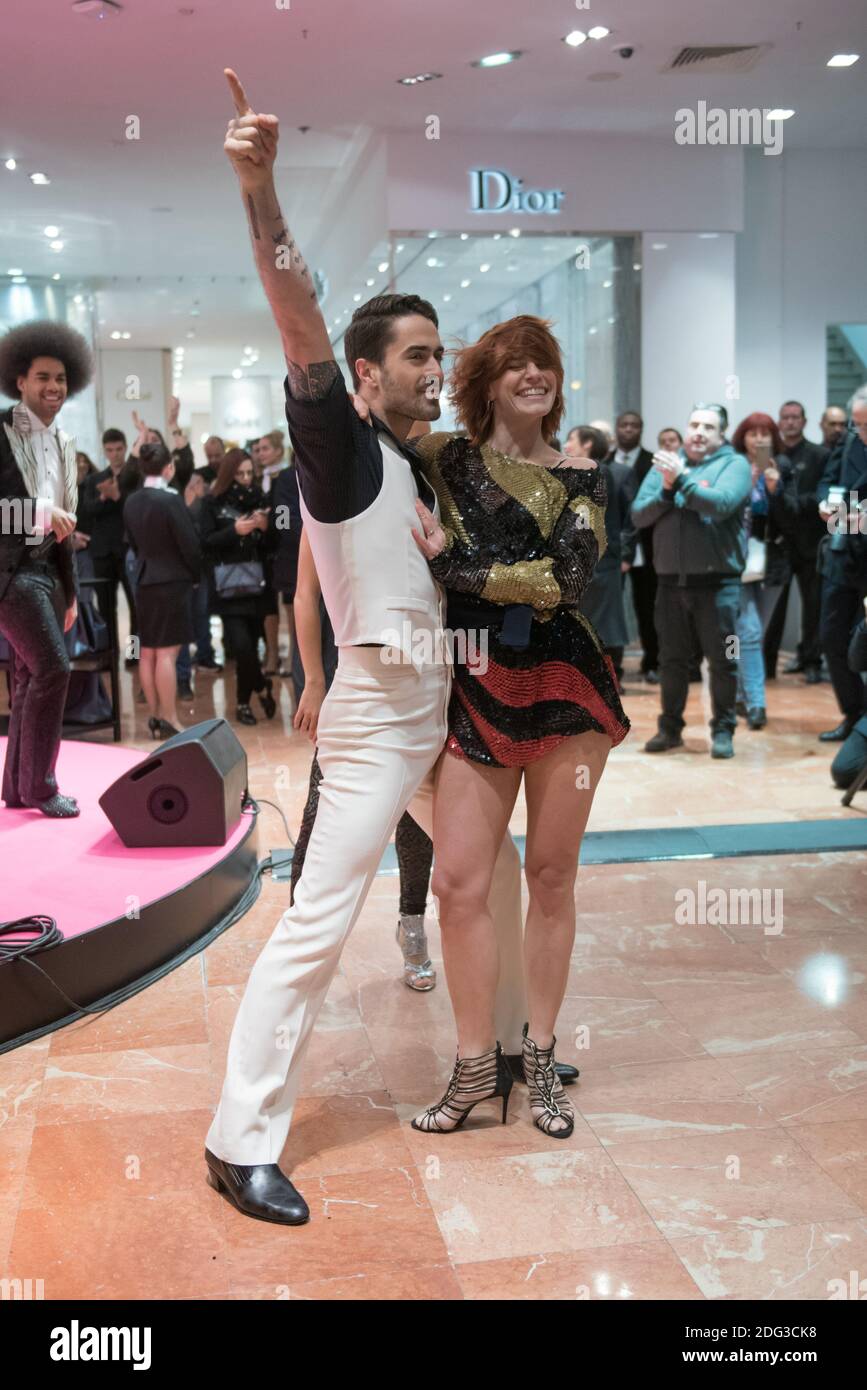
top-left (289, 751), bottom-right (433, 914)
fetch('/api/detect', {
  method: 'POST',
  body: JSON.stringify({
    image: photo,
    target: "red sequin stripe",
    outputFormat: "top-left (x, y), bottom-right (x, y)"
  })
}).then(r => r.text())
top-left (452, 684), bottom-right (572, 764)
top-left (469, 653), bottom-right (614, 718)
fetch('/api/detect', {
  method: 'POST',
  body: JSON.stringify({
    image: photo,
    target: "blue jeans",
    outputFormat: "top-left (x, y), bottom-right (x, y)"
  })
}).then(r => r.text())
top-left (737, 582), bottom-right (783, 708)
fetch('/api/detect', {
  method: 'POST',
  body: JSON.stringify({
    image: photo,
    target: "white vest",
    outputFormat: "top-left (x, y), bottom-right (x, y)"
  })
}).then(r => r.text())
top-left (297, 435), bottom-right (449, 672)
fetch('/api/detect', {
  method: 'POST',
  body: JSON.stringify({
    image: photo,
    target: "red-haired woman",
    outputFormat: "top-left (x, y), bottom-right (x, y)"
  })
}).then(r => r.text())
top-left (730, 412), bottom-right (790, 728)
top-left (410, 314), bottom-right (629, 1138)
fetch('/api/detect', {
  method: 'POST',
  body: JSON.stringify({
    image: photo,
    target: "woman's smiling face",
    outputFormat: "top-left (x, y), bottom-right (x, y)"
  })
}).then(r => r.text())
top-left (488, 359), bottom-right (557, 424)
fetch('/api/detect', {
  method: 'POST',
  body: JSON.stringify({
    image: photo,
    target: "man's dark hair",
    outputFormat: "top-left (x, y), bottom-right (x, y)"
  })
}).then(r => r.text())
top-left (102, 427), bottom-right (127, 447)
top-left (344, 293), bottom-right (439, 390)
top-left (139, 442), bottom-right (172, 478)
top-left (0, 319), bottom-right (93, 399)
top-left (780, 399), bottom-right (806, 416)
top-left (576, 426), bottom-right (609, 463)
top-left (617, 410), bottom-right (643, 427)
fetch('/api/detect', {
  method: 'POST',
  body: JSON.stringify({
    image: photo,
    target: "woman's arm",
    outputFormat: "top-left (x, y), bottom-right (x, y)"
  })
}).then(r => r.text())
top-left (428, 470), bottom-right (608, 610)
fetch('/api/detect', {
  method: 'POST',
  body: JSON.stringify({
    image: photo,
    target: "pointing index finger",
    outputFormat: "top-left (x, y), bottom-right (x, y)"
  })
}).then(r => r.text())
top-left (224, 68), bottom-right (253, 118)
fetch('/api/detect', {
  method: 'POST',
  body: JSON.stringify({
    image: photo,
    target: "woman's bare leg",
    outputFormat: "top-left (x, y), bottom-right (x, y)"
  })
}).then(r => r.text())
top-left (522, 730), bottom-right (611, 1046)
top-left (431, 750), bottom-right (522, 1058)
top-left (138, 647), bottom-right (157, 718)
top-left (154, 645), bottom-right (181, 724)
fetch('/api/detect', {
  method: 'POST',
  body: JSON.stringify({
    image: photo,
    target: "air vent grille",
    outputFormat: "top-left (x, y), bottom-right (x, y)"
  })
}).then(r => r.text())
top-left (664, 45), bottom-right (769, 74)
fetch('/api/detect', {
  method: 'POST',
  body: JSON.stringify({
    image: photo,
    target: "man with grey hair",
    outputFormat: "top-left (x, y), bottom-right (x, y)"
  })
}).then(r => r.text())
top-left (631, 404), bottom-right (751, 759)
top-left (816, 385), bottom-right (867, 742)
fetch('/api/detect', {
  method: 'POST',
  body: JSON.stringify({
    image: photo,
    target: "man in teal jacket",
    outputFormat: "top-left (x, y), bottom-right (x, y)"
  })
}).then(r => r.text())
top-left (631, 405), bottom-right (751, 759)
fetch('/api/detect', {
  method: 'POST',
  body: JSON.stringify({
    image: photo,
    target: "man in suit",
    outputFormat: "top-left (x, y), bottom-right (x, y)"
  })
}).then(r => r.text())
top-left (614, 411), bottom-right (659, 682)
top-left (76, 426), bottom-right (141, 662)
top-left (0, 320), bottom-right (93, 817)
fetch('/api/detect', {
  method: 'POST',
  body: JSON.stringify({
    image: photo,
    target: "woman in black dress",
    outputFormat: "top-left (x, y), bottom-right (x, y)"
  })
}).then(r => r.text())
top-left (200, 448), bottom-right (277, 727)
top-left (408, 315), bottom-right (629, 1139)
top-left (123, 443), bottom-right (201, 738)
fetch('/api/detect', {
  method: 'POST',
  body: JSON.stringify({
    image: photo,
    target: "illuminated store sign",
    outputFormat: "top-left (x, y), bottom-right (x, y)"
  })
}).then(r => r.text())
top-left (469, 168), bottom-right (564, 214)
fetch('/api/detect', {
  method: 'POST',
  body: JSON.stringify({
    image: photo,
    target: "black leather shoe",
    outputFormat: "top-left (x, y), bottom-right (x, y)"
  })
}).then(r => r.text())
top-left (258, 677), bottom-right (277, 720)
top-left (711, 730), bottom-right (735, 759)
top-left (819, 719), bottom-right (856, 743)
top-left (644, 730), bottom-right (684, 753)
top-left (236, 704), bottom-right (257, 726)
top-left (643, 669), bottom-right (660, 685)
top-left (204, 1149), bottom-right (309, 1225)
top-left (26, 793), bottom-right (80, 818)
top-left (505, 1053), bottom-right (579, 1085)
top-left (783, 658), bottom-right (804, 674)
top-left (805, 667), bottom-right (822, 685)
top-left (746, 707), bottom-right (767, 730)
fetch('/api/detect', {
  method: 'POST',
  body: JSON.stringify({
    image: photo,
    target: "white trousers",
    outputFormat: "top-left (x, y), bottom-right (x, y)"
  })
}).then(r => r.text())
top-left (206, 645), bottom-right (526, 1165)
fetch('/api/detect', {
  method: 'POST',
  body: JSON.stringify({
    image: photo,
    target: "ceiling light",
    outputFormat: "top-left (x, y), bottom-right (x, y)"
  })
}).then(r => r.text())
top-left (52, 273), bottom-right (61, 281)
top-left (11, 276), bottom-right (26, 284)
top-left (633, 262), bottom-right (642, 271)
top-left (73, 293), bottom-right (83, 305)
top-left (509, 228), bottom-right (521, 238)
top-left (588, 26), bottom-right (610, 40)
top-left (426, 257), bottom-right (442, 267)
top-left (492, 233), bottom-right (502, 240)
top-left (353, 292), bottom-right (361, 301)
top-left (460, 278), bottom-right (471, 288)
top-left (827, 54), bottom-right (859, 67)
top-left (4, 158), bottom-right (16, 171)
top-left (397, 71), bottom-right (442, 85)
top-left (377, 260), bottom-right (389, 272)
top-left (443, 294), bottom-right (452, 302)
top-left (766, 109), bottom-right (795, 120)
top-left (570, 380), bottom-right (582, 391)
top-left (563, 31), bottom-right (587, 48)
top-left (396, 243), bottom-right (404, 252)
top-left (30, 172), bottom-right (50, 185)
top-left (43, 225), bottom-right (60, 238)
top-left (110, 331), bottom-right (121, 340)
top-left (49, 240), bottom-right (64, 251)
top-left (698, 232), bottom-right (719, 239)
top-left (473, 52), bottom-right (522, 68)
top-left (232, 369), bottom-right (242, 380)
top-left (602, 279), bottom-right (612, 288)
top-left (588, 326), bottom-right (597, 335)
top-left (608, 316), bottom-right (616, 324)
top-left (427, 231), bottom-right (438, 239)
top-left (651, 242), bottom-right (667, 250)
top-left (479, 263), bottom-right (490, 272)
top-left (460, 233), bottom-right (468, 240)
top-left (7, 268), bottom-right (22, 276)
top-left (121, 331), bottom-right (130, 339)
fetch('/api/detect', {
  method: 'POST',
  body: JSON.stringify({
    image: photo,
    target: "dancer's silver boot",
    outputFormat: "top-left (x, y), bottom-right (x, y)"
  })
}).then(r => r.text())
top-left (396, 913), bottom-right (436, 991)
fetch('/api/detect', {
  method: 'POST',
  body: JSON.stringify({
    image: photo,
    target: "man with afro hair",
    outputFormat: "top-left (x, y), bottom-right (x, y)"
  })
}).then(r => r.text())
top-left (0, 318), bottom-right (93, 816)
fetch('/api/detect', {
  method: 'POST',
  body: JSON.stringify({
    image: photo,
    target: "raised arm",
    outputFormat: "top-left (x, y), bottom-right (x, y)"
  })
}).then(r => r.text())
top-left (223, 69), bottom-right (333, 391)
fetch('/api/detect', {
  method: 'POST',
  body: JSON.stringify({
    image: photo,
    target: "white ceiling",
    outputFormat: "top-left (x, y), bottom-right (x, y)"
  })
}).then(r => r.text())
top-left (2, 0), bottom-right (865, 413)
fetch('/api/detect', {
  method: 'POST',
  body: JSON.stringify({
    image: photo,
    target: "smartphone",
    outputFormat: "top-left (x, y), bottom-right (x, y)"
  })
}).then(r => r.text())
top-left (754, 440), bottom-right (771, 471)
top-left (827, 486), bottom-right (846, 507)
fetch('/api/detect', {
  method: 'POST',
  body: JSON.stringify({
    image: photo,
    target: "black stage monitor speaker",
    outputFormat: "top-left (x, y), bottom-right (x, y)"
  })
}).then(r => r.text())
top-left (99, 718), bottom-right (249, 847)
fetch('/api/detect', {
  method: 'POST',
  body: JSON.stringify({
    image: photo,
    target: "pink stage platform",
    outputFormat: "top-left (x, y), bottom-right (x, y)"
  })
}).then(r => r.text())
top-left (0, 736), bottom-right (260, 1052)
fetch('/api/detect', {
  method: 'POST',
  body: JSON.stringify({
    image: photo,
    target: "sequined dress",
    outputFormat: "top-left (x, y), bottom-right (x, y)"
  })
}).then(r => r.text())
top-left (415, 432), bottom-right (630, 768)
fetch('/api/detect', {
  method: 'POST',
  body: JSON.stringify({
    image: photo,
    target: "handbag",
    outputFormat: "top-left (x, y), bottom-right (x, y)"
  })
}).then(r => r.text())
top-left (742, 535), bottom-right (767, 583)
top-left (213, 559), bottom-right (265, 599)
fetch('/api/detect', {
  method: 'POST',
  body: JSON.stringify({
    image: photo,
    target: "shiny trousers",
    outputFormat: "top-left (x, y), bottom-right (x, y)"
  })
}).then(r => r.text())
top-left (0, 558), bottom-right (71, 806)
top-left (207, 646), bottom-right (526, 1165)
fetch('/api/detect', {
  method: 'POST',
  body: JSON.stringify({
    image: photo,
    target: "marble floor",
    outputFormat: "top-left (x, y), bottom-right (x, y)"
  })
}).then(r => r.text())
top-left (1, 644), bottom-right (866, 1300)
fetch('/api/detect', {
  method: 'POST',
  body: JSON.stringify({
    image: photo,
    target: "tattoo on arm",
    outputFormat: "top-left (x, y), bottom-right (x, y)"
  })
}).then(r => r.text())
top-left (286, 359), bottom-right (340, 402)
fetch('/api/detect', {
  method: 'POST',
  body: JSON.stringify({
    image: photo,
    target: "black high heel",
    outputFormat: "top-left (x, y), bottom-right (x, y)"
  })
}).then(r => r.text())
top-left (148, 717), bottom-right (160, 740)
top-left (521, 1023), bottom-right (575, 1139)
top-left (411, 1042), bottom-right (513, 1133)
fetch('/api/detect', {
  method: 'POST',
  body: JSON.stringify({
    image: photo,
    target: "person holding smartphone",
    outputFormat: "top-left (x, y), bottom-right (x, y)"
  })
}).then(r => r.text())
top-left (199, 447), bottom-right (278, 726)
top-left (730, 413), bottom-right (790, 729)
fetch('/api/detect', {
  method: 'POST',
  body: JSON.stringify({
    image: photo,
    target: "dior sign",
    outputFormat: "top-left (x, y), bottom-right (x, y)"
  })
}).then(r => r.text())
top-left (469, 169), bottom-right (564, 214)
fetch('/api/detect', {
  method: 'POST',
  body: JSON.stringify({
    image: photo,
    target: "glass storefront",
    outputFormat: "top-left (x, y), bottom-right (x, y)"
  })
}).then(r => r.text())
top-left (333, 231), bottom-right (641, 437)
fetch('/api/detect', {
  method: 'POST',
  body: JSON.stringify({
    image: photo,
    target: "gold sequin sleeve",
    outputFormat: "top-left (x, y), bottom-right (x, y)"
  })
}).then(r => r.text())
top-left (429, 467), bottom-right (608, 610)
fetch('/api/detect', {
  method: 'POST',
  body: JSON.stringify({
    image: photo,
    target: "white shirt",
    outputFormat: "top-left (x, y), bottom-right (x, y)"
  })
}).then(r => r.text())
top-left (143, 475), bottom-right (171, 489)
top-left (12, 401), bottom-right (65, 537)
top-left (614, 445), bottom-right (640, 468)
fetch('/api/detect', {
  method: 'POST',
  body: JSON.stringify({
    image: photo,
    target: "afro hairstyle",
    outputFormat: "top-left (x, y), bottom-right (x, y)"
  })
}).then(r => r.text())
top-left (0, 319), bottom-right (94, 400)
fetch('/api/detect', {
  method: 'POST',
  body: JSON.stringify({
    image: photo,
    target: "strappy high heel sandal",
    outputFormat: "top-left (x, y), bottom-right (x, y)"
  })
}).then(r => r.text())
top-left (411, 1042), bottom-right (513, 1133)
top-left (521, 1023), bottom-right (575, 1139)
